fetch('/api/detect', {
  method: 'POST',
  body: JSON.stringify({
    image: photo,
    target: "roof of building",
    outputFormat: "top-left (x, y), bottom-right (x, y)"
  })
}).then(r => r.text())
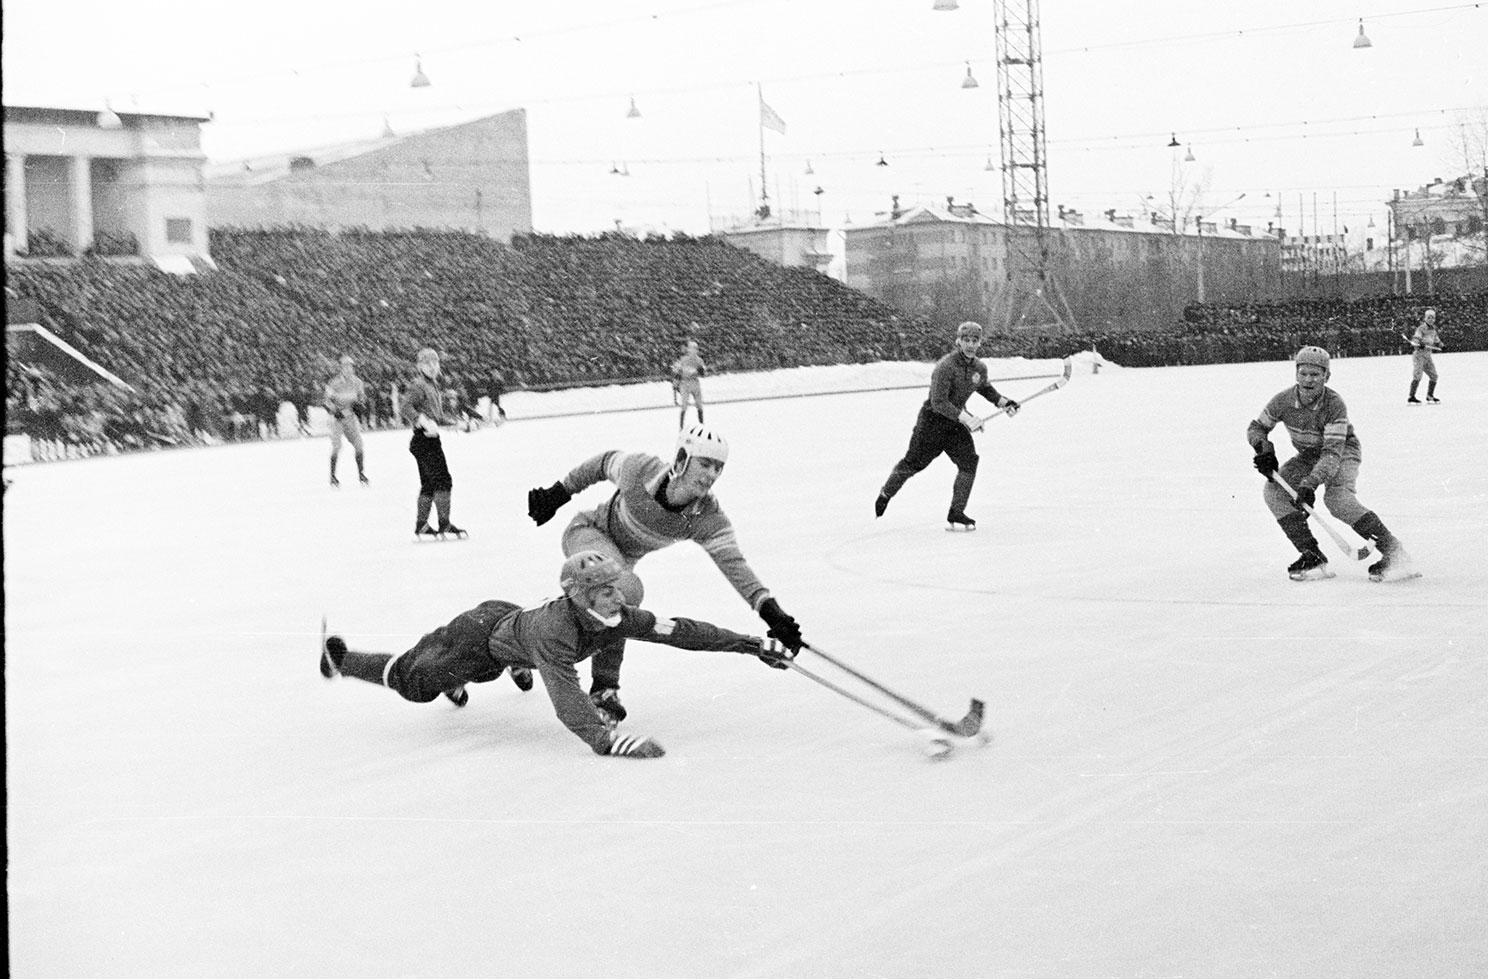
top-left (3, 100), bottom-right (213, 123)
top-left (204, 109), bottom-right (526, 186)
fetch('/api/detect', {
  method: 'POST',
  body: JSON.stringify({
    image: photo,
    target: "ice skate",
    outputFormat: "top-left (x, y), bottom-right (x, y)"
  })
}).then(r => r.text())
top-left (444, 685), bottom-right (469, 707)
top-left (591, 687), bottom-right (627, 727)
top-left (330, 475), bottom-right (340, 487)
top-left (1425, 395), bottom-right (1440, 404)
top-left (320, 635), bottom-right (347, 679)
top-left (359, 473), bottom-right (370, 485)
top-left (874, 493), bottom-right (890, 518)
top-left (1407, 396), bottom-right (1422, 405)
top-left (1287, 550), bottom-right (1333, 581)
top-left (509, 666), bottom-right (534, 692)
top-left (414, 523), bottom-right (441, 540)
top-left (437, 522), bottom-right (468, 539)
top-left (945, 509), bottom-right (977, 532)
top-left (1369, 542), bottom-right (1421, 583)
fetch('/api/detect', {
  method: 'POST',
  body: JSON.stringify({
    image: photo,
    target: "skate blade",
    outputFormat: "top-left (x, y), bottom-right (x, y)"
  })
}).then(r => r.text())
top-left (1288, 569), bottom-right (1336, 581)
top-left (945, 524), bottom-right (977, 533)
top-left (1370, 570), bottom-right (1422, 583)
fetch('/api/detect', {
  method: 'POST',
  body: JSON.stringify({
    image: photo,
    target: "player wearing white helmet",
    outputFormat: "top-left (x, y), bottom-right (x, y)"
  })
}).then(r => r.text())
top-left (318, 551), bottom-right (789, 759)
top-left (1248, 346), bottom-right (1416, 582)
top-left (527, 424), bottom-right (806, 724)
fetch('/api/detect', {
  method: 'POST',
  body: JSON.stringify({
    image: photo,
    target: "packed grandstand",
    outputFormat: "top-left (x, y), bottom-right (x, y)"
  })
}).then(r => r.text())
top-left (6, 226), bottom-right (1487, 458)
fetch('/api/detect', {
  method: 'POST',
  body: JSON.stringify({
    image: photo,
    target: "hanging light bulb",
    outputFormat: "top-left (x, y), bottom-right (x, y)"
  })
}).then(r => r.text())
top-left (381, 115), bottom-right (396, 139)
top-left (1184, 145), bottom-right (1196, 162)
top-left (97, 102), bottom-right (123, 129)
top-left (410, 55), bottom-right (431, 89)
top-left (1167, 133), bottom-right (1180, 148)
top-left (1411, 128), bottom-right (1424, 147)
top-left (1353, 19), bottom-right (1372, 49)
top-left (961, 62), bottom-right (979, 89)
top-left (626, 96), bottom-right (641, 119)
top-left (984, 156), bottom-right (997, 172)
top-left (876, 153), bottom-right (889, 167)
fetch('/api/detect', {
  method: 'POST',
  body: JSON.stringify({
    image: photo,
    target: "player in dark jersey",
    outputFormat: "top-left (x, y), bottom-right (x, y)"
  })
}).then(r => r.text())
top-left (874, 321), bottom-right (1020, 531)
top-left (320, 551), bottom-right (792, 758)
top-left (399, 347), bottom-right (465, 539)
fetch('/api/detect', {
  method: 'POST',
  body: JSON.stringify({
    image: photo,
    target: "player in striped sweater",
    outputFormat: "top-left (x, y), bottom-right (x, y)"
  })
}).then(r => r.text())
top-left (1249, 346), bottom-right (1415, 582)
top-left (526, 424), bottom-right (806, 724)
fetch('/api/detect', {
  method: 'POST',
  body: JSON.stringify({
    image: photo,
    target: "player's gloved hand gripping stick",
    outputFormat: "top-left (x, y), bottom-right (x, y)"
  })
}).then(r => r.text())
top-left (973, 357), bottom-right (1073, 428)
top-left (1270, 471), bottom-right (1374, 561)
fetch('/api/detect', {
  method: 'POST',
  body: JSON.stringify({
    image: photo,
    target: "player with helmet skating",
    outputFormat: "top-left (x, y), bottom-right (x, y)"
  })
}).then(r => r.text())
top-left (1248, 346), bottom-right (1417, 582)
top-left (324, 354), bottom-right (369, 487)
top-left (874, 321), bottom-right (1020, 531)
top-left (319, 551), bottom-right (791, 758)
top-left (671, 339), bottom-right (707, 429)
top-left (400, 347), bottom-right (466, 539)
top-left (526, 424), bottom-right (807, 725)
top-left (1407, 308), bottom-right (1443, 404)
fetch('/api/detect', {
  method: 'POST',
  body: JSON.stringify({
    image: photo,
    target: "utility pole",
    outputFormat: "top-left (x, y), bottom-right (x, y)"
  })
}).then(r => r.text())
top-left (992, 0), bottom-right (1075, 333)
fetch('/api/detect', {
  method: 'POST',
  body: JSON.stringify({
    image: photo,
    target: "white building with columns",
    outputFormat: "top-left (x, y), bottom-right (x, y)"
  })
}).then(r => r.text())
top-left (4, 103), bottom-right (213, 264)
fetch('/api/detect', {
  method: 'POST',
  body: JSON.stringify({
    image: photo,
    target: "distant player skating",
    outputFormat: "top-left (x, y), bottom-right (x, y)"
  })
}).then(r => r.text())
top-left (526, 424), bottom-right (807, 726)
top-left (1406, 308), bottom-right (1443, 405)
top-left (670, 338), bottom-right (706, 429)
top-left (1249, 346), bottom-right (1417, 583)
top-left (874, 321), bottom-right (1020, 531)
top-left (323, 354), bottom-right (369, 487)
top-left (400, 347), bottom-right (466, 540)
top-left (319, 551), bottom-right (791, 758)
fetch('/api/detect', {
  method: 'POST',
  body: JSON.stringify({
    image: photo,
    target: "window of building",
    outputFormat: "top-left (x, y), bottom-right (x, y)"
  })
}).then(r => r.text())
top-left (165, 218), bottom-right (192, 243)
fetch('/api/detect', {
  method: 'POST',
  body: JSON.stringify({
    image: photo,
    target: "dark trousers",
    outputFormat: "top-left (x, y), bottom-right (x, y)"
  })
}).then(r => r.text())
top-left (881, 406), bottom-right (980, 511)
top-left (369, 600), bottom-right (521, 702)
top-left (409, 431), bottom-right (453, 493)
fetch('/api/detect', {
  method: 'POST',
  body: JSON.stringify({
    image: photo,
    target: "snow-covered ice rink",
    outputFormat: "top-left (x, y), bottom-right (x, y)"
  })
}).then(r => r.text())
top-left (7, 352), bottom-right (1486, 979)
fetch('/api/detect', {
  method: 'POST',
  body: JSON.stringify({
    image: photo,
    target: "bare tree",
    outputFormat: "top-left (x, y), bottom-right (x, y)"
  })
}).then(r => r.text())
top-left (1450, 106), bottom-right (1488, 267)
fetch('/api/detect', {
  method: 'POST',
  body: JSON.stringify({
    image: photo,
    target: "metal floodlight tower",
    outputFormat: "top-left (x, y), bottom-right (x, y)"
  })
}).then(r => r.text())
top-left (993, 0), bottom-right (1075, 332)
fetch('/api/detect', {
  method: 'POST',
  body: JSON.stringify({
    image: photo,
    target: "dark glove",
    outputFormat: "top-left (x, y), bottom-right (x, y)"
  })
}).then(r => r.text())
top-left (758, 597), bottom-right (804, 653)
top-left (1253, 446), bottom-right (1279, 478)
top-left (527, 481), bottom-right (572, 526)
top-left (754, 637), bottom-right (794, 670)
top-left (1294, 485), bottom-right (1316, 510)
top-left (1001, 398), bottom-right (1021, 417)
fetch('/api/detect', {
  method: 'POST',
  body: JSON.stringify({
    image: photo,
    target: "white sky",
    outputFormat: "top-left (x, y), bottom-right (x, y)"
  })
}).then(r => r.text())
top-left (3, 0), bottom-right (1485, 236)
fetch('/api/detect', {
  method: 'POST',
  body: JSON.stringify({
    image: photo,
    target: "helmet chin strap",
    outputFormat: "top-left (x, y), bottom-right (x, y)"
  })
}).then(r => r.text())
top-left (586, 608), bottom-right (622, 627)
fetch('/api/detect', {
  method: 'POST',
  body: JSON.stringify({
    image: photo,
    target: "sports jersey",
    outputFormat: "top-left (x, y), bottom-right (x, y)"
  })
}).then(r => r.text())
top-left (672, 351), bottom-right (706, 382)
top-left (324, 373), bottom-right (366, 418)
top-left (924, 350), bottom-right (1005, 421)
top-left (1247, 385), bottom-right (1360, 487)
top-left (400, 374), bottom-right (447, 426)
top-left (560, 450), bottom-right (769, 609)
top-left (478, 599), bottom-right (756, 752)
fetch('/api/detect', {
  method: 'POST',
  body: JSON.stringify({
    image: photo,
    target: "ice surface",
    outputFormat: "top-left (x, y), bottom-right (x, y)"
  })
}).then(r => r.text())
top-left (7, 352), bottom-right (1486, 978)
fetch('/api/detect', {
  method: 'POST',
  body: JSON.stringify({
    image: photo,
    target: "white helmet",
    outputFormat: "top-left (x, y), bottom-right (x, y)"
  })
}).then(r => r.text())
top-left (672, 424), bottom-right (729, 477)
top-left (560, 551), bottom-right (624, 597)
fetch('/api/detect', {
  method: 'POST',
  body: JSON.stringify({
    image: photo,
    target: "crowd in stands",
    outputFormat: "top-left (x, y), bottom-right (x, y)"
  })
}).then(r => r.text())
top-left (5, 225), bottom-right (1486, 459)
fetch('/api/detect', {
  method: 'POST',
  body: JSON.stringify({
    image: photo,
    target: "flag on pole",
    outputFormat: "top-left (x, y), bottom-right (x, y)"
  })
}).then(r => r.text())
top-left (760, 97), bottom-right (787, 135)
